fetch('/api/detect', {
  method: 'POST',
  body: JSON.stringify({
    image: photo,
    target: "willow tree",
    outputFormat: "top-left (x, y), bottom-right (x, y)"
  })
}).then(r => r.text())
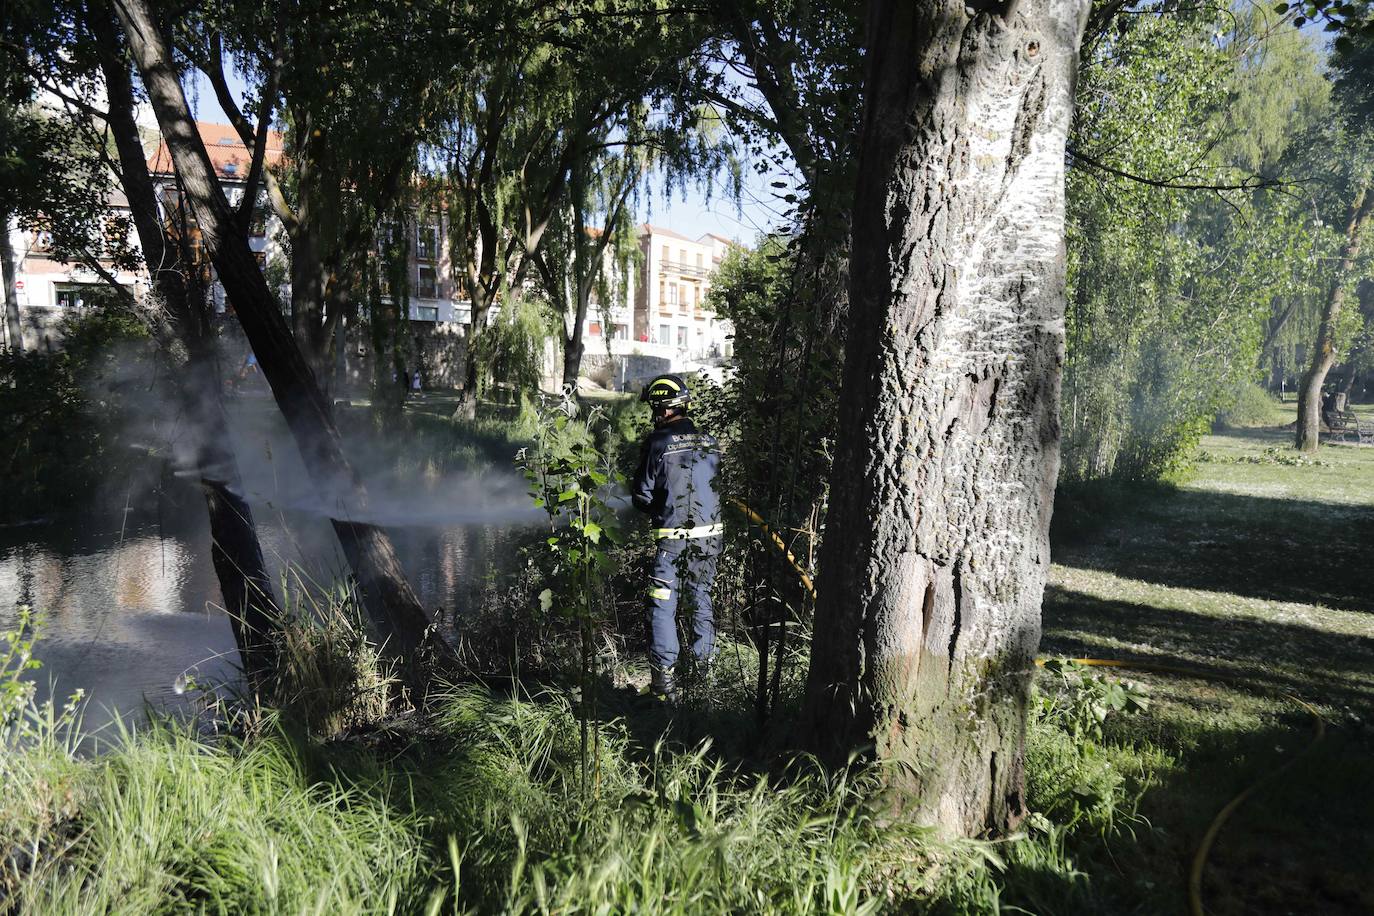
top-left (532, 143), bottom-right (641, 389)
top-left (1295, 19), bottom-right (1374, 450)
top-left (8, 0), bottom-right (285, 681)
top-left (439, 0), bottom-right (718, 413)
top-left (799, 0), bottom-right (1090, 835)
top-left (186, 0), bottom-right (466, 395)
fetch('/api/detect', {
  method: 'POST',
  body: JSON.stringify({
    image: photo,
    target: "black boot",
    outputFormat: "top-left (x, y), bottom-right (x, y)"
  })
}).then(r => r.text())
top-left (650, 665), bottom-right (678, 705)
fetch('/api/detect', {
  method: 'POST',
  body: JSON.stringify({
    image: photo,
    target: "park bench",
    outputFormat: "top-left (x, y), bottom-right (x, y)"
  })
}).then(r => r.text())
top-left (1326, 407), bottom-right (1374, 445)
top-left (1326, 408), bottom-right (1356, 439)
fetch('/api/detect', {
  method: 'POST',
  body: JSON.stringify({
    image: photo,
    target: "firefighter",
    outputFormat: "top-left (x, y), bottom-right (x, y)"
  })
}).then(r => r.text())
top-left (632, 373), bottom-right (722, 703)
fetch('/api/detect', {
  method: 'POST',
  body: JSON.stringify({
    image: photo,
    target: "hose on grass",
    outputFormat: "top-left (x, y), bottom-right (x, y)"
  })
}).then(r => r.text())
top-left (731, 501), bottom-right (1331, 916)
top-left (1045, 658), bottom-right (1329, 916)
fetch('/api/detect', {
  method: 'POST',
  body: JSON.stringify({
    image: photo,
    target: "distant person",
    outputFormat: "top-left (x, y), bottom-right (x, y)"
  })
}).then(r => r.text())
top-left (237, 350), bottom-right (258, 385)
top-left (411, 369), bottom-right (422, 392)
top-left (631, 373), bottom-right (722, 703)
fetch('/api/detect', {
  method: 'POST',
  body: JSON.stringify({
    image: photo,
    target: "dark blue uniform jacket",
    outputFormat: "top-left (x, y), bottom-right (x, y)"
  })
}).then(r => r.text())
top-left (631, 417), bottom-right (721, 532)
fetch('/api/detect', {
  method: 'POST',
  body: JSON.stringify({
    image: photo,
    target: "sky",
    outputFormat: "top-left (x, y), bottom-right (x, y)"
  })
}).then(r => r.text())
top-left (182, 70), bottom-right (793, 247)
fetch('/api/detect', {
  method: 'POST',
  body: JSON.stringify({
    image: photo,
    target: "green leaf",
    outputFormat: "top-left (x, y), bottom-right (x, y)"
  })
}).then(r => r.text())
top-left (538, 589), bottom-right (553, 613)
top-left (557, 489), bottom-right (578, 503)
top-left (583, 522), bottom-right (602, 543)
top-left (547, 536), bottom-right (560, 547)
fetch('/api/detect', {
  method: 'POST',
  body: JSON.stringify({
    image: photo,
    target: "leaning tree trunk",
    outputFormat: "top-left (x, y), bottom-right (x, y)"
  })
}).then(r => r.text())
top-left (113, 0), bottom-right (452, 694)
top-left (2, 211), bottom-right (21, 351)
top-left (798, 0), bottom-right (1089, 837)
top-left (91, 6), bottom-right (283, 684)
top-left (1296, 185), bottom-right (1373, 452)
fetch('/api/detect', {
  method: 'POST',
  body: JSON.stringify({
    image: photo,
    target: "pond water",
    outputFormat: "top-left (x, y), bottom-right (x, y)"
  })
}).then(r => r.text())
top-left (0, 402), bottom-right (540, 738)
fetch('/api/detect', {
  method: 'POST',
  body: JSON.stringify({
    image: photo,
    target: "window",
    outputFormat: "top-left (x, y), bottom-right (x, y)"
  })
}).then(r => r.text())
top-left (696, 252), bottom-right (703, 269)
top-left (103, 215), bottom-right (130, 257)
top-left (416, 225), bottom-right (439, 261)
top-left (679, 249), bottom-right (687, 266)
top-left (416, 265), bottom-right (439, 299)
top-left (661, 244), bottom-right (670, 264)
top-left (377, 222), bottom-right (396, 255)
top-left (666, 284), bottom-right (678, 306)
top-left (659, 279), bottom-right (666, 307)
top-left (414, 305), bottom-right (439, 322)
top-left (613, 323), bottom-right (628, 340)
top-left (693, 286), bottom-right (701, 308)
top-left (55, 285), bottom-right (103, 309)
top-left (675, 326), bottom-right (688, 348)
top-left (679, 285), bottom-right (688, 314)
top-left (588, 321), bottom-right (602, 337)
top-left (659, 323), bottom-right (670, 343)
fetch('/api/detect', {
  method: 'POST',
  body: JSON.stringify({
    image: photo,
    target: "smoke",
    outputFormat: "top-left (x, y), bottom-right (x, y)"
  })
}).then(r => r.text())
top-left (77, 330), bottom-right (552, 533)
top-left (229, 433), bottom-right (547, 529)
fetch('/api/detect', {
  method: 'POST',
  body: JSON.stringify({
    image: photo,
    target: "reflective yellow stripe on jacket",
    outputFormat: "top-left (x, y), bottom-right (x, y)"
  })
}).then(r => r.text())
top-left (653, 523), bottom-right (724, 540)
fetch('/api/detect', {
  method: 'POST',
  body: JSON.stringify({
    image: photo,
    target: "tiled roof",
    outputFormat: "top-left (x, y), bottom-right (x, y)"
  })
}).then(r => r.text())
top-left (147, 121), bottom-right (285, 179)
top-left (639, 223), bottom-right (700, 244)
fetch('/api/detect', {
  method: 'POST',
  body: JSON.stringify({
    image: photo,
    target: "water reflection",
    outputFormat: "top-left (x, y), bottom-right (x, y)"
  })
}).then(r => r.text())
top-left (0, 521), bottom-right (236, 737)
top-left (0, 493), bottom-right (512, 734)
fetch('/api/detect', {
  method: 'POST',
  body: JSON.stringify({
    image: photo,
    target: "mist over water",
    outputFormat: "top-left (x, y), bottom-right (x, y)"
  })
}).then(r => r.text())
top-left (1, 384), bottom-right (543, 734)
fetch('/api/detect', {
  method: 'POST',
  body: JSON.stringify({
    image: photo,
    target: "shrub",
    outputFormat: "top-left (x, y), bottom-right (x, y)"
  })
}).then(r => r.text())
top-left (1214, 380), bottom-right (1284, 428)
top-left (0, 302), bottom-right (150, 521)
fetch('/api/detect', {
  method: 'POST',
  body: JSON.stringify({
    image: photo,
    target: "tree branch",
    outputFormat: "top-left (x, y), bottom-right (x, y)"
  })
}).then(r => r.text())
top-left (1067, 145), bottom-right (1282, 192)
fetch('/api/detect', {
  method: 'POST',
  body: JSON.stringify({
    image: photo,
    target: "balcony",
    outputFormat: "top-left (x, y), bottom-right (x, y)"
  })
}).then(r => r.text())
top-left (659, 259), bottom-right (709, 279)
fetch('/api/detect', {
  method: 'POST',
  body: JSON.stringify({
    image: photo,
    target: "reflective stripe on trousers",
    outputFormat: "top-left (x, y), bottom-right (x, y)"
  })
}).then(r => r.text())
top-left (652, 523), bottom-right (724, 540)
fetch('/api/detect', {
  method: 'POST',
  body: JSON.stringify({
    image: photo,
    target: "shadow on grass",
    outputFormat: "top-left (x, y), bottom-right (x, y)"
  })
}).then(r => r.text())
top-left (1053, 484), bottom-right (1374, 614)
top-left (1077, 714), bottom-right (1374, 916)
top-left (1042, 585), bottom-right (1374, 709)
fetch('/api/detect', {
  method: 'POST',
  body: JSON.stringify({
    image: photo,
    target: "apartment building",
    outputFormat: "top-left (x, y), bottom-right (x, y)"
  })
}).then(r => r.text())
top-left (2, 189), bottom-right (144, 351)
top-left (572, 225), bottom-right (735, 369)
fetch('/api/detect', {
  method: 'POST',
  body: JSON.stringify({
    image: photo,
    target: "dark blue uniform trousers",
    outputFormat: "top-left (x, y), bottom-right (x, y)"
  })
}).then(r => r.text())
top-left (647, 535), bottom-right (721, 669)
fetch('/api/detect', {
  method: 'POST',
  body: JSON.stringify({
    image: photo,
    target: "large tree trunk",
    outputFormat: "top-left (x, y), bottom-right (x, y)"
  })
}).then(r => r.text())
top-left (798, 0), bottom-right (1088, 837)
top-left (561, 287), bottom-right (591, 390)
top-left (112, 0), bottom-right (452, 693)
top-left (92, 7), bottom-right (282, 684)
top-left (290, 224), bottom-right (333, 389)
top-left (1296, 185), bottom-right (1372, 452)
top-left (1, 212), bottom-right (21, 351)
top-left (456, 292), bottom-right (495, 418)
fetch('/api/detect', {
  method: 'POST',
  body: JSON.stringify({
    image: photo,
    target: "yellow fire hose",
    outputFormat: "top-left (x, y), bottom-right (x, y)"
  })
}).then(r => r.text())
top-left (729, 499), bottom-right (816, 600)
top-left (730, 502), bottom-right (1331, 916)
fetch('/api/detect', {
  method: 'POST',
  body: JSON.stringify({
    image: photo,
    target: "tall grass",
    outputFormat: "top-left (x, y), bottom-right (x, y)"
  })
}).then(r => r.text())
top-left (2, 605), bottom-right (1161, 914)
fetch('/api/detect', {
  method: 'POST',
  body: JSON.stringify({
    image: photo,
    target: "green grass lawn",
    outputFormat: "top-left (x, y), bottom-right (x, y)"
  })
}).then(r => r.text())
top-left (1043, 403), bottom-right (1374, 914)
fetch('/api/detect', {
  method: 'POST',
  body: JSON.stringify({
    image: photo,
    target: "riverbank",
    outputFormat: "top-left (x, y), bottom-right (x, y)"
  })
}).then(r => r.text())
top-left (4, 406), bottom-right (1371, 913)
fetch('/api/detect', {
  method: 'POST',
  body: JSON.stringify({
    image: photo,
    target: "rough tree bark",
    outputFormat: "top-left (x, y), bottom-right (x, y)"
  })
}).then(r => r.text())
top-left (112, 0), bottom-right (452, 692)
top-left (1296, 184), bottom-right (1373, 452)
top-left (89, 9), bottom-right (283, 683)
top-left (798, 0), bottom-right (1089, 836)
top-left (2, 212), bottom-right (21, 351)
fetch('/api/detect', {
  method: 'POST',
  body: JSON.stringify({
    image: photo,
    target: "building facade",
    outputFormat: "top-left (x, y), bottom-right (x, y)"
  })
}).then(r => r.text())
top-left (573, 225), bottom-right (736, 372)
top-left (4, 122), bottom-right (741, 381)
